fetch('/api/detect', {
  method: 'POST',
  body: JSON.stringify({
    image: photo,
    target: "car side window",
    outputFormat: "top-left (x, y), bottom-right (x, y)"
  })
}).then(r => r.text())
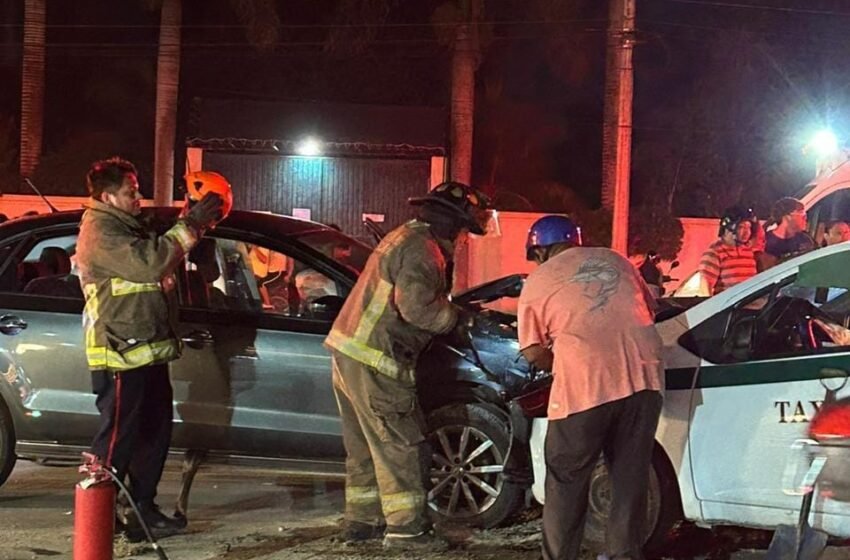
top-left (678, 281), bottom-right (783, 364)
top-left (0, 233), bottom-right (83, 299)
top-left (179, 237), bottom-right (345, 319)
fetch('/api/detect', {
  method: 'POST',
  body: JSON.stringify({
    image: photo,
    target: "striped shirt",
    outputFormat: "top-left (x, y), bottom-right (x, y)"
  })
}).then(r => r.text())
top-left (699, 240), bottom-right (757, 295)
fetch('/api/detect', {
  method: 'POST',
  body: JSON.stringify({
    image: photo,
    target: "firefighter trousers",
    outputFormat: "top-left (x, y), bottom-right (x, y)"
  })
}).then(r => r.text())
top-left (542, 390), bottom-right (663, 560)
top-left (331, 352), bottom-right (431, 534)
top-left (90, 364), bottom-right (173, 507)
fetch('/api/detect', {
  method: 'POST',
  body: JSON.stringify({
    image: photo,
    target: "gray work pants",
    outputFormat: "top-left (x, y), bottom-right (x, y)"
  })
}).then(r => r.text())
top-left (331, 352), bottom-right (431, 534)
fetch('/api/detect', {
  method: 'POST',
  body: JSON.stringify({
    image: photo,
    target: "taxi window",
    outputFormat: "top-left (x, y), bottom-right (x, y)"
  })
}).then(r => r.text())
top-left (678, 279), bottom-right (789, 364)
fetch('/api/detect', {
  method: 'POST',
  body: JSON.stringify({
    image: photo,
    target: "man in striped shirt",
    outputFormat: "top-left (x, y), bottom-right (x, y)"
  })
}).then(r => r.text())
top-left (698, 206), bottom-right (758, 295)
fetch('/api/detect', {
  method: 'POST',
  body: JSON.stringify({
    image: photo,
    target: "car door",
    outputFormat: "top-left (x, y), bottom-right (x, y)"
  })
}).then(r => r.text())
top-left (0, 226), bottom-right (95, 445)
top-left (168, 234), bottom-right (346, 460)
top-left (682, 265), bottom-right (850, 525)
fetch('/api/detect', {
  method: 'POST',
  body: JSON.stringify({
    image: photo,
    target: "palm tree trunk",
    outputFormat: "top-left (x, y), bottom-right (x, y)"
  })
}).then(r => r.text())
top-left (20, 0), bottom-right (45, 179)
top-left (153, 0), bottom-right (181, 206)
top-left (449, 22), bottom-right (475, 186)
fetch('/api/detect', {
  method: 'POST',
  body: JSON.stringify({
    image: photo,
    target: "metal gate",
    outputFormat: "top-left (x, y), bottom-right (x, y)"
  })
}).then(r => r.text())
top-left (203, 153), bottom-right (431, 244)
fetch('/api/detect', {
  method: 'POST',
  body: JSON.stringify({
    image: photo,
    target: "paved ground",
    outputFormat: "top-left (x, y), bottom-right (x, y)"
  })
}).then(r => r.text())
top-left (0, 459), bottom-right (847, 560)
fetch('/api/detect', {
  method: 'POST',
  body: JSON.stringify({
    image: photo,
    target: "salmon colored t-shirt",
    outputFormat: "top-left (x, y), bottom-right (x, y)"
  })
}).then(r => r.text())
top-left (518, 247), bottom-right (664, 421)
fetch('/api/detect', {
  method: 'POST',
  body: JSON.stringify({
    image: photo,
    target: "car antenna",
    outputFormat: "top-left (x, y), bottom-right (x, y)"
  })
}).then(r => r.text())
top-left (24, 177), bottom-right (59, 214)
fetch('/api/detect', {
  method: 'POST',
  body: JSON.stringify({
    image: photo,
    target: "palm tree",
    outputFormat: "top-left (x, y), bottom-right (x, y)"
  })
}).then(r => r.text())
top-left (434, 0), bottom-right (484, 186)
top-left (148, 0), bottom-right (280, 206)
top-left (328, 0), bottom-right (486, 186)
top-left (20, 0), bottom-right (45, 179)
top-left (153, 0), bottom-right (181, 206)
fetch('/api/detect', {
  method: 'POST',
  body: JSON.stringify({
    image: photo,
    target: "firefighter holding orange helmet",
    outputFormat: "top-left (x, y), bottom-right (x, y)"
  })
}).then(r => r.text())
top-left (75, 157), bottom-right (229, 538)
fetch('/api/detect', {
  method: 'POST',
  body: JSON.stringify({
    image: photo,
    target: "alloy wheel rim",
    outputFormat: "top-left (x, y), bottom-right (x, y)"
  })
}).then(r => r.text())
top-left (427, 424), bottom-right (505, 518)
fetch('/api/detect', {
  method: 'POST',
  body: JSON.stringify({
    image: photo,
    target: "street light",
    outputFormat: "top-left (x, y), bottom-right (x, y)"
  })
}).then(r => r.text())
top-left (810, 129), bottom-right (839, 157)
top-left (295, 137), bottom-right (322, 157)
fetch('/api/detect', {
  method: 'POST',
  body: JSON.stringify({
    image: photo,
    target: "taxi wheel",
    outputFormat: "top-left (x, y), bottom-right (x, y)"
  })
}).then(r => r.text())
top-left (0, 398), bottom-right (16, 488)
top-left (583, 445), bottom-right (682, 552)
top-left (426, 403), bottom-right (524, 529)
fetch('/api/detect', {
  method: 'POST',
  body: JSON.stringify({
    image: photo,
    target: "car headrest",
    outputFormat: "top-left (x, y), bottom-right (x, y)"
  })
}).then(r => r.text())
top-left (39, 247), bottom-right (71, 275)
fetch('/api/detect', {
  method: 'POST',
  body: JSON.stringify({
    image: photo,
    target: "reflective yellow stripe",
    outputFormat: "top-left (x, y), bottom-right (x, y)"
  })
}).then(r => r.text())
top-left (346, 486), bottom-right (380, 505)
top-left (110, 278), bottom-right (161, 296)
top-left (381, 491), bottom-right (424, 515)
top-left (165, 221), bottom-right (197, 254)
top-left (86, 339), bottom-right (177, 371)
top-left (83, 284), bottom-right (98, 352)
top-left (325, 279), bottom-right (402, 377)
top-left (354, 279), bottom-right (392, 342)
top-left (325, 329), bottom-right (401, 378)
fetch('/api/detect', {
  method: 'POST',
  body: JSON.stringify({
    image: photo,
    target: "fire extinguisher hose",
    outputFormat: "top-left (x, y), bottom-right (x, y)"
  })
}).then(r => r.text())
top-left (101, 467), bottom-right (170, 560)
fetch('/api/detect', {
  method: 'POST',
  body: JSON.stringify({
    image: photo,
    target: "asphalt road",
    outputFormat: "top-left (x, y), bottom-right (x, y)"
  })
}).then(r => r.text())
top-left (0, 459), bottom-right (847, 560)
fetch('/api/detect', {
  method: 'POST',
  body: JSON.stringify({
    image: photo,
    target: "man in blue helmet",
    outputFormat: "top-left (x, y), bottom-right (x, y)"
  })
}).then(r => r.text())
top-left (517, 215), bottom-right (664, 560)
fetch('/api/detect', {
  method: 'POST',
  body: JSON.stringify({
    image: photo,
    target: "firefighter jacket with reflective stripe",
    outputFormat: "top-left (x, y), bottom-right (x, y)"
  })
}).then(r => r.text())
top-left (76, 200), bottom-right (199, 371)
top-left (325, 220), bottom-right (458, 385)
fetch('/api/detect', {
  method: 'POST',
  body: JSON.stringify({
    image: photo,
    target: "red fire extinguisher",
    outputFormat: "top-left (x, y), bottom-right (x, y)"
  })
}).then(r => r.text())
top-left (72, 453), bottom-right (170, 560)
top-left (73, 453), bottom-right (115, 560)
top-left (73, 477), bottom-right (115, 560)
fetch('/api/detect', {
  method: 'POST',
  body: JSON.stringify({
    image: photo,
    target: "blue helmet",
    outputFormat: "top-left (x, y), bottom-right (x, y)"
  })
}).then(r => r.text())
top-left (526, 215), bottom-right (582, 260)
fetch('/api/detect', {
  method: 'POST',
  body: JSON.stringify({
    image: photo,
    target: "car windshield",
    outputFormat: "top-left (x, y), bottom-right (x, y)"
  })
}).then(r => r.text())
top-left (292, 229), bottom-right (372, 274)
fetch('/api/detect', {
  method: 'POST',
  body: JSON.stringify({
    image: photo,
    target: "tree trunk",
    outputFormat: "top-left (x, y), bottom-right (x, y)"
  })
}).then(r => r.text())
top-left (601, 0), bottom-right (635, 255)
top-left (449, 23), bottom-right (475, 186)
top-left (20, 0), bottom-right (45, 179)
top-left (153, 0), bottom-right (181, 206)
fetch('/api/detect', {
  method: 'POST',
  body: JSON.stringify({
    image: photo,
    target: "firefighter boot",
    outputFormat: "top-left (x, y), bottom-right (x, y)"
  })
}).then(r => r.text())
top-left (124, 502), bottom-right (186, 542)
top-left (339, 520), bottom-right (386, 545)
top-left (383, 528), bottom-right (449, 552)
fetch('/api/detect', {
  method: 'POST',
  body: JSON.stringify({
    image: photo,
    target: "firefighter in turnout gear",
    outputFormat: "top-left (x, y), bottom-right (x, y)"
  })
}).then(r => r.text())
top-left (75, 157), bottom-right (226, 537)
top-left (325, 181), bottom-right (488, 550)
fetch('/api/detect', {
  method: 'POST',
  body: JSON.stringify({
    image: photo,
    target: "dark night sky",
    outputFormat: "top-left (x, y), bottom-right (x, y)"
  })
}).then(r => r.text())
top-left (2, 0), bottom-right (850, 218)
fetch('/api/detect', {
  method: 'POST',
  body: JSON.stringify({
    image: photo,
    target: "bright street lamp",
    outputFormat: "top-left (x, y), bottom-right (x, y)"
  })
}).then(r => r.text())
top-left (295, 137), bottom-right (322, 157)
top-left (811, 129), bottom-right (839, 157)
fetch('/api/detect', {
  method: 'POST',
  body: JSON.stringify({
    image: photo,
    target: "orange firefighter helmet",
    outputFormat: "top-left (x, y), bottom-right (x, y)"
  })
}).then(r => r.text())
top-left (185, 171), bottom-right (233, 221)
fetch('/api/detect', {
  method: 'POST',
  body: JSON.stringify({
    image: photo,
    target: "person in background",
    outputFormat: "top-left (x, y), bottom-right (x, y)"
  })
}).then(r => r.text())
top-left (638, 251), bottom-right (662, 298)
top-left (823, 220), bottom-right (850, 246)
top-left (518, 215), bottom-right (664, 560)
top-left (698, 206), bottom-right (758, 296)
top-left (759, 197), bottom-right (815, 270)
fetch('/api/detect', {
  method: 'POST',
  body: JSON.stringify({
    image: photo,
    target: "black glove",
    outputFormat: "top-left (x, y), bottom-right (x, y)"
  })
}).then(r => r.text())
top-left (184, 192), bottom-right (224, 233)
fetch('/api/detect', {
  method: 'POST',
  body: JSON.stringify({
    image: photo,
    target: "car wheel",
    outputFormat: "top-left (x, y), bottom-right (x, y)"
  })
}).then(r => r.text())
top-left (0, 398), bottom-right (16, 487)
top-left (583, 446), bottom-right (682, 552)
top-left (426, 403), bottom-right (524, 529)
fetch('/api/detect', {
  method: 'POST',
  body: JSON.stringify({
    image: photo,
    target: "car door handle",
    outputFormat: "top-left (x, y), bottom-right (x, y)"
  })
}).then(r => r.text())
top-left (181, 330), bottom-right (214, 347)
top-left (0, 315), bottom-right (27, 336)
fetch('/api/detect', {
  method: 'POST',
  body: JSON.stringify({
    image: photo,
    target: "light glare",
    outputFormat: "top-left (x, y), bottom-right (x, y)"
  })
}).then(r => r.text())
top-left (296, 137), bottom-right (322, 156)
top-left (811, 129), bottom-right (838, 156)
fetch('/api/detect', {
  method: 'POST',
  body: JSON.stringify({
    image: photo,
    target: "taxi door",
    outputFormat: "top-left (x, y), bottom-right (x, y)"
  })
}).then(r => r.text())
top-left (685, 277), bottom-right (850, 526)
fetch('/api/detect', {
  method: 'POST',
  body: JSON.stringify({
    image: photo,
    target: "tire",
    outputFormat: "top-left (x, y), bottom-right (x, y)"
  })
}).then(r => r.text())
top-left (0, 397), bottom-right (17, 488)
top-left (426, 403), bottom-right (525, 529)
top-left (583, 445), bottom-right (682, 553)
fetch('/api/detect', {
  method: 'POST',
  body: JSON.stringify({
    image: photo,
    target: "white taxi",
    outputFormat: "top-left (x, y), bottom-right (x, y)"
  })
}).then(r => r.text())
top-left (527, 242), bottom-right (850, 549)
